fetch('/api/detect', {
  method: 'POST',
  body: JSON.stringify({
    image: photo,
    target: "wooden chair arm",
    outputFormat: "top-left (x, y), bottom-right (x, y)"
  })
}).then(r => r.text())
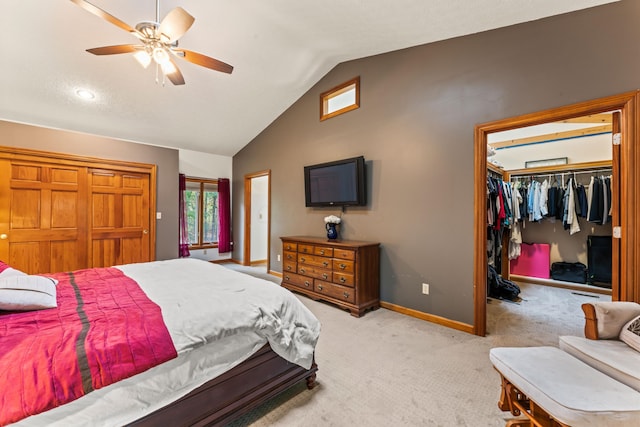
top-left (581, 303), bottom-right (599, 340)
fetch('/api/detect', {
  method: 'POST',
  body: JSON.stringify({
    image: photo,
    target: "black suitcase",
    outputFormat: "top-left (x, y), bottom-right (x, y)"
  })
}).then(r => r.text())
top-left (551, 261), bottom-right (587, 284)
top-left (587, 235), bottom-right (612, 287)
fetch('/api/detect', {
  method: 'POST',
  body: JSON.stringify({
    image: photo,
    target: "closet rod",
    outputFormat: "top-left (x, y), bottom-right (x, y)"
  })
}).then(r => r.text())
top-left (512, 168), bottom-right (611, 178)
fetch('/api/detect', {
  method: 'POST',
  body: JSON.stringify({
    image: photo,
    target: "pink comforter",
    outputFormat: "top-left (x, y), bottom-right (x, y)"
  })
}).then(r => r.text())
top-left (0, 267), bottom-right (177, 426)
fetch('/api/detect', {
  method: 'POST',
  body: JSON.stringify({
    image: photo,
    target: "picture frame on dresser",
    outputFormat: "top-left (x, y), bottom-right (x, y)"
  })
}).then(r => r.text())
top-left (281, 236), bottom-right (380, 317)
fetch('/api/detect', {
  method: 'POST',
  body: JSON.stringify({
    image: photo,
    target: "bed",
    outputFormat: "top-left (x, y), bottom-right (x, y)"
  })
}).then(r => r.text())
top-left (0, 258), bottom-right (321, 426)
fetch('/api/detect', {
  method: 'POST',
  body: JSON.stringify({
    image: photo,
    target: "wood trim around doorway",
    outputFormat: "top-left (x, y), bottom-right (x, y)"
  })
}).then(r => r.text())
top-left (243, 170), bottom-right (271, 268)
top-left (473, 91), bottom-right (640, 337)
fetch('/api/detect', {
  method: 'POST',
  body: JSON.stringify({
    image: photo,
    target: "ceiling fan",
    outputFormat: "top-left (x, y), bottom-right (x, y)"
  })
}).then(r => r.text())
top-left (70, 0), bottom-right (233, 85)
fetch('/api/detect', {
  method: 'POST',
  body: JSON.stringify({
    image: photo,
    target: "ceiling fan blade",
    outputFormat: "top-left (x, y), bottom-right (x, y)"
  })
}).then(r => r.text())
top-left (70, 0), bottom-right (138, 35)
top-left (175, 49), bottom-right (234, 74)
top-left (86, 45), bottom-right (139, 55)
top-left (159, 7), bottom-right (195, 43)
top-left (165, 59), bottom-right (186, 85)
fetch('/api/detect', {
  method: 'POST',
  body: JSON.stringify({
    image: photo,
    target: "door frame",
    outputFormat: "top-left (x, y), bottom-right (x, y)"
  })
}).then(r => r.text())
top-left (473, 91), bottom-right (640, 336)
top-left (243, 170), bottom-right (271, 268)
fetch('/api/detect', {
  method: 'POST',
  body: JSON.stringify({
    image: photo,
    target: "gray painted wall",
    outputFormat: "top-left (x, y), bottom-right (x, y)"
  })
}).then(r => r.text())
top-left (0, 120), bottom-right (179, 261)
top-left (232, 0), bottom-right (640, 325)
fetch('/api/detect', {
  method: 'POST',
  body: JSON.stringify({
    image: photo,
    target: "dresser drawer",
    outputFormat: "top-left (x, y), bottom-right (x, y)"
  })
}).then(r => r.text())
top-left (282, 272), bottom-right (313, 290)
top-left (314, 246), bottom-right (334, 257)
top-left (315, 280), bottom-right (355, 303)
top-left (334, 248), bottom-right (356, 260)
top-left (333, 258), bottom-right (354, 274)
top-left (283, 260), bottom-right (296, 273)
top-left (298, 254), bottom-right (332, 269)
top-left (282, 241), bottom-right (298, 252)
top-left (298, 244), bottom-right (314, 254)
top-left (298, 265), bottom-right (332, 281)
top-left (333, 272), bottom-right (354, 287)
top-left (284, 251), bottom-right (297, 262)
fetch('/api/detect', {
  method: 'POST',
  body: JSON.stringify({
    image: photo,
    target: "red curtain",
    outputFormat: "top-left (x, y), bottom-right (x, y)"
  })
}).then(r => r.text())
top-left (178, 174), bottom-right (190, 257)
top-left (218, 178), bottom-right (232, 253)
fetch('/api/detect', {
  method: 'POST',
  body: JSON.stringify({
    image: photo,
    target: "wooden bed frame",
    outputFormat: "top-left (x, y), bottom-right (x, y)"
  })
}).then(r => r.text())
top-left (129, 344), bottom-right (318, 427)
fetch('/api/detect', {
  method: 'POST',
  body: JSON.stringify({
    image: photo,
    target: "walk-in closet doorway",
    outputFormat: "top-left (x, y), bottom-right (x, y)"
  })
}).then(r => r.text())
top-left (473, 91), bottom-right (640, 337)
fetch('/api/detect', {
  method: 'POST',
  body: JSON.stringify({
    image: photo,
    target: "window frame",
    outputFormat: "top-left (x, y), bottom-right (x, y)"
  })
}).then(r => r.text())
top-left (320, 76), bottom-right (360, 121)
top-left (185, 177), bottom-right (219, 250)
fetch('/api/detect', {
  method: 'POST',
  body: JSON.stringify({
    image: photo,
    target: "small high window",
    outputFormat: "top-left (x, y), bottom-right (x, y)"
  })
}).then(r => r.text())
top-left (320, 77), bottom-right (360, 121)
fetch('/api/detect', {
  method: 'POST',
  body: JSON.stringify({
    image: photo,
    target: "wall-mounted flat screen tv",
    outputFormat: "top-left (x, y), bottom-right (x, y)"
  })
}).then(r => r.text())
top-left (304, 156), bottom-right (366, 207)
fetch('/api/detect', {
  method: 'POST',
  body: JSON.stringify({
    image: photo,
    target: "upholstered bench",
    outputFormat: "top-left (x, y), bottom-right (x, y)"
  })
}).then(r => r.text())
top-left (490, 346), bottom-right (640, 426)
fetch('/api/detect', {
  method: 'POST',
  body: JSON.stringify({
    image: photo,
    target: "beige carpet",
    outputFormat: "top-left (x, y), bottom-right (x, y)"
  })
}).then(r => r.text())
top-left (223, 264), bottom-right (610, 426)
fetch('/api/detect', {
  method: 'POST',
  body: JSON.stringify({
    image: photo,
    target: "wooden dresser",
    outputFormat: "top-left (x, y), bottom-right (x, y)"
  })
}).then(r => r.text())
top-left (280, 236), bottom-right (380, 317)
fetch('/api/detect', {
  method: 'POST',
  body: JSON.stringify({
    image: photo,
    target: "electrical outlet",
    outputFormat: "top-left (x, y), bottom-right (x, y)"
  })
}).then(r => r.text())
top-left (422, 283), bottom-right (429, 295)
top-left (277, 254), bottom-right (281, 262)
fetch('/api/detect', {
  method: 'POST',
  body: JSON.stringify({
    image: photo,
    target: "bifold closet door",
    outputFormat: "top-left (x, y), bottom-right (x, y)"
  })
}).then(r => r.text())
top-left (0, 159), bottom-right (88, 274)
top-left (89, 168), bottom-right (151, 268)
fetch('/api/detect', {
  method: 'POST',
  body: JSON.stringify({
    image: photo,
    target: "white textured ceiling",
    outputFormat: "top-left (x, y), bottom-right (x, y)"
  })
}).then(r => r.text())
top-left (0, 0), bottom-right (617, 156)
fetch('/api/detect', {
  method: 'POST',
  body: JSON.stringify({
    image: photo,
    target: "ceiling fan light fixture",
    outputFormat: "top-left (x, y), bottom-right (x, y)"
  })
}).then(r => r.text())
top-left (160, 60), bottom-right (176, 75)
top-left (133, 50), bottom-right (152, 68)
top-left (152, 47), bottom-right (170, 64)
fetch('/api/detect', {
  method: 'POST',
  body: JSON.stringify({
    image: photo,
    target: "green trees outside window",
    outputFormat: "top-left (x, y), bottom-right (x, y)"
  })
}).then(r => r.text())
top-left (185, 178), bottom-right (218, 248)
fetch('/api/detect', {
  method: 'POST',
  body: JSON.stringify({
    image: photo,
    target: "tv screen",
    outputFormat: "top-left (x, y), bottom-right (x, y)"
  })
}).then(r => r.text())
top-left (304, 156), bottom-right (366, 207)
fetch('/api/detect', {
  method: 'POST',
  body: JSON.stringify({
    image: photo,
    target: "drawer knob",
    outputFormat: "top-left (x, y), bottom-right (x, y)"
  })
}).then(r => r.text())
top-left (286, 266), bottom-right (292, 270)
top-left (300, 257), bottom-right (306, 262)
top-left (323, 261), bottom-right (329, 267)
top-left (339, 263), bottom-right (346, 269)
top-left (322, 273), bottom-right (328, 279)
top-left (343, 292), bottom-right (350, 299)
top-left (300, 268), bottom-right (306, 274)
top-left (320, 250), bottom-right (325, 255)
top-left (318, 285), bottom-right (323, 291)
top-left (340, 277), bottom-right (346, 283)
top-left (285, 275), bottom-right (290, 280)
top-left (304, 281), bottom-right (311, 287)
top-left (287, 255), bottom-right (292, 260)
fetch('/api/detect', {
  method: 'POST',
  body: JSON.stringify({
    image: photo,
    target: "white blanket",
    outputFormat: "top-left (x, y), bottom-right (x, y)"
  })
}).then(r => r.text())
top-left (14, 258), bottom-right (321, 426)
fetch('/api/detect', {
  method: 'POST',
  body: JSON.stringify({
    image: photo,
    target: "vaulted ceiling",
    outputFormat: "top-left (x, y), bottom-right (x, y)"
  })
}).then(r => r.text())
top-left (0, 0), bottom-right (617, 156)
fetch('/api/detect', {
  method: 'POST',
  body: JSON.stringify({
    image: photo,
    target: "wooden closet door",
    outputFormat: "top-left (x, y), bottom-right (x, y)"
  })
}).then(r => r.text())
top-left (0, 159), bottom-right (88, 274)
top-left (89, 169), bottom-right (151, 268)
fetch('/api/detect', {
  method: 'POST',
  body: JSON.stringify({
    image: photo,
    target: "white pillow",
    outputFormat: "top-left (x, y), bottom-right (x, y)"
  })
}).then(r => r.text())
top-left (0, 275), bottom-right (58, 311)
top-left (0, 260), bottom-right (27, 278)
top-left (0, 266), bottom-right (28, 279)
top-left (620, 315), bottom-right (640, 352)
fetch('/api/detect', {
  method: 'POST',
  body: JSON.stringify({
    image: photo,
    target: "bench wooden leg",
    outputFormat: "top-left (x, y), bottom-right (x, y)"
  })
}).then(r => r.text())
top-left (495, 371), bottom-right (569, 427)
